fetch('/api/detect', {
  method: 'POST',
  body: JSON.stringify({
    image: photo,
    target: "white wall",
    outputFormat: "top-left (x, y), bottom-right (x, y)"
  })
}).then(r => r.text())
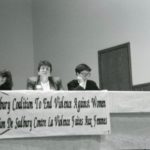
top-left (0, 0), bottom-right (34, 89)
top-left (1, 0), bottom-right (150, 89)
top-left (32, 0), bottom-right (150, 89)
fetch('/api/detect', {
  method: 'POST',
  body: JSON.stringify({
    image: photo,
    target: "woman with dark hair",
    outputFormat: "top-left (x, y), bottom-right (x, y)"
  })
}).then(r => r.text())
top-left (27, 60), bottom-right (63, 90)
top-left (0, 69), bottom-right (13, 90)
top-left (67, 63), bottom-right (99, 90)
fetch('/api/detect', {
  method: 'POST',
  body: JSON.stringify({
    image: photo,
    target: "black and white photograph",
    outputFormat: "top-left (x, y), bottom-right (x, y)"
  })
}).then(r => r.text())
top-left (0, 0), bottom-right (150, 150)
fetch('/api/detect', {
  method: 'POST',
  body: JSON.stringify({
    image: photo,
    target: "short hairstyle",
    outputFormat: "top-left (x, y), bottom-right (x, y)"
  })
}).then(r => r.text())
top-left (38, 60), bottom-right (52, 73)
top-left (0, 69), bottom-right (13, 90)
top-left (75, 63), bottom-right (91, 74)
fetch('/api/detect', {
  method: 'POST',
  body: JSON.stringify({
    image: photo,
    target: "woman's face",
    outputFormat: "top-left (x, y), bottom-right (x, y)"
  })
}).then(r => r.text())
top-left (38, 65), bottom-right (51, 78)
top-left (0, 75), bottom-right (6, 86)
top-left (76, 70), bottom-right (91, 81)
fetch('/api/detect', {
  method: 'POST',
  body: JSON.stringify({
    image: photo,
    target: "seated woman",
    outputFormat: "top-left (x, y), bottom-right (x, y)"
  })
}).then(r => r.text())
top-left (0, 69), bottom-right (13, 90)
top-left (27, 60), bottom-right (63, 90)
top-left (67, 63), bottom-right (99, 90)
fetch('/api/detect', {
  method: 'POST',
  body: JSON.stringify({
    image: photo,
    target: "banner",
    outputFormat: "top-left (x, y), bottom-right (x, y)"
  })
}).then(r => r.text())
top-left (0, 90), bottom-right (110, 139)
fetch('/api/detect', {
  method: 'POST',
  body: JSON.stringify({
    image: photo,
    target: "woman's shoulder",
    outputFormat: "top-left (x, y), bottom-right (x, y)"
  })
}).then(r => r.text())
top-left (51, 76), bottom-right (62, 82)
top-left (28, 76), bottom-right (38, 82)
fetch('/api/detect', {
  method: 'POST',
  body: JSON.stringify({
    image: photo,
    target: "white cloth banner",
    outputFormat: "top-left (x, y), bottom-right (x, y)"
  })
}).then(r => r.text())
top-left (0, 90), bottom-right (110, 139)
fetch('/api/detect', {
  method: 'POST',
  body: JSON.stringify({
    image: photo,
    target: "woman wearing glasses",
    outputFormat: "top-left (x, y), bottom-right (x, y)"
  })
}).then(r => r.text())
top-left (67, 63), bottom-right (99, 90)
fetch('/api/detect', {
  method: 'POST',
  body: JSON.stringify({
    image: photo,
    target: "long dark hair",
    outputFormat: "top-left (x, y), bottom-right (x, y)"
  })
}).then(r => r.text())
top-left (0, 69), bottom-right (13, 90)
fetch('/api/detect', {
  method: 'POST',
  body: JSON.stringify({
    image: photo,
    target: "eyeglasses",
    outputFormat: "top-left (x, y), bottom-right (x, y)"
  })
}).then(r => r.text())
top-left (79, 72), bottom-right (91, 77)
